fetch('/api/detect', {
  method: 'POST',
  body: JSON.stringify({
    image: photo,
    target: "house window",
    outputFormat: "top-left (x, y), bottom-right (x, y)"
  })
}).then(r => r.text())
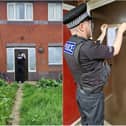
top-left (7, 48), bottom-right (15, 72)
top-left (48, 46), bottom-right (62, 65)
top-left (7, 3), bottom-right (33, 21)
top-left (28, 48), bottom-right (36, 72)
top-left (48, 3), bottom-right (63, 21)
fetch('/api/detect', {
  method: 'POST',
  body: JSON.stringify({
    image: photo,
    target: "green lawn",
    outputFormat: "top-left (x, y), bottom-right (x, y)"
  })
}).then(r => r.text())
top-left (20, 84), bottom-right (62, 125)
top-left (0, 84), bottom-right (19, 125)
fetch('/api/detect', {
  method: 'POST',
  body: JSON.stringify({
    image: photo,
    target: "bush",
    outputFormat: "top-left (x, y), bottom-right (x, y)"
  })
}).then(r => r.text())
top-left (0, 79), bottom-right (8, 86)
top-left (37, 78), bottom-right (61, 88)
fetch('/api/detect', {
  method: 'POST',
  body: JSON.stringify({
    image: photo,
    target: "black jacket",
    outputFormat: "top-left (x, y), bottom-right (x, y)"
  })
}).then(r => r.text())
top-left (64, 35), bottom-right (114, 92)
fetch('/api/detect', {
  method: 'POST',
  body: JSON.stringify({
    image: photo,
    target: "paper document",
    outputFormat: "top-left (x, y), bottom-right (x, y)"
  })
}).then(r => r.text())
top-left (107, 27), bottom-right (117, 46)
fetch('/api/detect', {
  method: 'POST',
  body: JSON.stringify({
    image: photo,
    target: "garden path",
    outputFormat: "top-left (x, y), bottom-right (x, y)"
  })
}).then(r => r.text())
top-left (10, 84), bottom-right (23, 125)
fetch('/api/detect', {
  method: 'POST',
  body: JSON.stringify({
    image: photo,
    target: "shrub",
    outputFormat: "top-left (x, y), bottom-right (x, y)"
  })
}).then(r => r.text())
top-left (37, 78), bottom-right (61, 88)
top-left (0, 79), bottom-right (8, 86)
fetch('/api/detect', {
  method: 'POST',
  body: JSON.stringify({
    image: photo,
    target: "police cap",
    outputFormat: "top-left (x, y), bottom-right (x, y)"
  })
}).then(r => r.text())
top-left (63, 3), bottom-right (92, 29)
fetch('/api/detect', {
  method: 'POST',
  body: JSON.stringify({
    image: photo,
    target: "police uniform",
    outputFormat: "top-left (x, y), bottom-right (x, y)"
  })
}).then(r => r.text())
top-left (16, 53), bottom-right (26, 83)
top-left (63, 3), bottom-right (114, 125)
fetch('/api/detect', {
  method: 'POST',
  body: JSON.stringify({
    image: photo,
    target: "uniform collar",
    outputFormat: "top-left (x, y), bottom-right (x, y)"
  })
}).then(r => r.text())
top-left (71, 35), bottom-right (92, 42)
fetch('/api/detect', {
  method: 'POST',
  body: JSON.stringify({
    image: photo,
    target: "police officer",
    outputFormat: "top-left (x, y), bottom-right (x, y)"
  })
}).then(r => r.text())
top-left (16, 52), bottom-right (26, 83)
top-left (63, 3), bottom-right (126, 125)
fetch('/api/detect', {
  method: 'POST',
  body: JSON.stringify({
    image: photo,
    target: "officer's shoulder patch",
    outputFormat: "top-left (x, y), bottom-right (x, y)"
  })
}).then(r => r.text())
top-left (64, 41), bottom-right (76, 55)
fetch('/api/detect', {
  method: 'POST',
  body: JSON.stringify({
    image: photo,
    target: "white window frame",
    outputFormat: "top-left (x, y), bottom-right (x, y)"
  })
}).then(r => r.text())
top-left (28, 48), bottom-right (36, 72)
top-left (6, 47), bottom-right (36, 73)
top-left (48, 46), bottom-right (62, 65)
top-left (7, 48), bottom-right (15, 72)
top-left (7, 2), bottom-right (33, 21)
top-left (48, 3), bottom-right (63, 21)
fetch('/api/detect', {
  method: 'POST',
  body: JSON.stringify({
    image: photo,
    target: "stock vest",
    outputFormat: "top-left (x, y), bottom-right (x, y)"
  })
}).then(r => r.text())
top-left (64, 35), bottom-right (114, 92)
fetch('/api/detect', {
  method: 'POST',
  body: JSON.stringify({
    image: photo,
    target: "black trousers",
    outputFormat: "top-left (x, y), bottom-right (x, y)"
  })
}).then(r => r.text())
top-left (76, 87), bottom-right (104, 125)
top-left (16, 65), bottom-right (25, 83)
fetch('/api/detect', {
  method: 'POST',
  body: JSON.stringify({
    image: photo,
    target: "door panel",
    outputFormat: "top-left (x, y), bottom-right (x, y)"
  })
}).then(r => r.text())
top-left (92, 1), bottom-right (126, 124)
top-left (15, 49), bottom-right (28, 82)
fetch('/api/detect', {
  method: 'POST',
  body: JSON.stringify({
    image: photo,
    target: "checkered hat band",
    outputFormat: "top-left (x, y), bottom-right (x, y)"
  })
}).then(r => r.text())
top-left (67, 12), bottom-right (89, 29)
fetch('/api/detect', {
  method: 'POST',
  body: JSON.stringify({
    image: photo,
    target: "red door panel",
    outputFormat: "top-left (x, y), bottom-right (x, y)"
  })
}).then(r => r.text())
top-left (63, 10), bottom-right (80, 125)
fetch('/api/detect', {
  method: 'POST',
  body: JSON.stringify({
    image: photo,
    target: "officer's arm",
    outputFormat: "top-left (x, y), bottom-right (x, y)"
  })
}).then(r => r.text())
top-left (97, 24), bottom-right (108, 44)
top-left (113, 23), bottom-right (126, 56)
top-left (97, 31), bottom-right (106, 44)
top-left (81, 23), bottom-right (126, 60)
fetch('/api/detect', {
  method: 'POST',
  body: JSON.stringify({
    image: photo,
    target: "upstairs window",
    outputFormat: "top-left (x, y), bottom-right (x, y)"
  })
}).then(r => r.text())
top-left (48, 3), bottom-right (63, 21)
top-left (7, 3), bottom-right (33, 21)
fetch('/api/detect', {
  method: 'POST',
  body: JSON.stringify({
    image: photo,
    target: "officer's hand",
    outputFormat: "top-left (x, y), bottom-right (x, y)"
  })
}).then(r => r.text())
top-left (100, 24), bottom-right (108, 33)
top-left (118, 23), bottom-right (126, 33)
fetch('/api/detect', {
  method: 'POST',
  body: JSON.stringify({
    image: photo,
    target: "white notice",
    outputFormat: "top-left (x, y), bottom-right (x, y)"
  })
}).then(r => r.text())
top-left (107, 27), bottom-right (117, 46)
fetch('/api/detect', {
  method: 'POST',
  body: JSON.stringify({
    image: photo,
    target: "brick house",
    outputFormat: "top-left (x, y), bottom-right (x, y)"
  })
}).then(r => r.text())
top-left (0, 0), bottom-right (63, 81)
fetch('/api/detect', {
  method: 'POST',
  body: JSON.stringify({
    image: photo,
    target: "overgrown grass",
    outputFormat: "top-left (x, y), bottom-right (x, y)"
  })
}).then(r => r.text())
top-left (20, 84), bottom-right (62, 125)
top-left (0, 82), bottom-right (19, 125)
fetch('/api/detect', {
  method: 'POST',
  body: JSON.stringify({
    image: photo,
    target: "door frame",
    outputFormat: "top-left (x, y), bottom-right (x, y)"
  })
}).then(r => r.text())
top-left (88, 0), bottom-right (116, 11)
top-left (14, 48), bottom-right (28, 81)
top-left (7, 47), bottom-right (36, 81)
top-left (15, 49), bottom-right (28, 82)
